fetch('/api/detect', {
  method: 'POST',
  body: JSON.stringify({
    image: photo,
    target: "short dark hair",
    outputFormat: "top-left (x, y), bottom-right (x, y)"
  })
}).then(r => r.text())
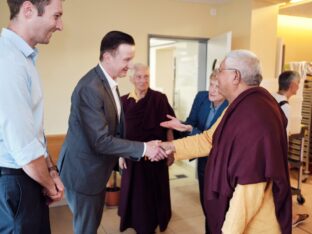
top-left (7, 0), bottom-right (51, 20)
top-left (278, 70), bottom-right (300, 91)
top-left (99, 31), bottom-right (135, 61)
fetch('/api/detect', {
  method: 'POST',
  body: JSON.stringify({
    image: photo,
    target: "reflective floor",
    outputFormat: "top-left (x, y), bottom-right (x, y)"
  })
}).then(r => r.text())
top-left (50, 162), bottom-right (312, 234)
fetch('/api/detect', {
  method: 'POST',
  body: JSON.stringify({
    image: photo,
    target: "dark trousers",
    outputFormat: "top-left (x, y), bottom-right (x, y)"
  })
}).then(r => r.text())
top-left (0, 171), bottom-right (50, 234)
top-left (197, 157), bottom-right (211, 234)
top-left (66, 188), bottom-right (105, 234)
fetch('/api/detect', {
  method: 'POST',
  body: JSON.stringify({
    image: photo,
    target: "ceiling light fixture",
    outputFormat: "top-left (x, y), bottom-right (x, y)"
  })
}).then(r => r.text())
top-left (290, 0), bottom-right (304, 3)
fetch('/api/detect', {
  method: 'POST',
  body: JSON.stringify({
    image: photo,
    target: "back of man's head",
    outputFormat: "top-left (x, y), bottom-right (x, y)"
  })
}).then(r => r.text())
top-left (278, 70), bottom-right (300, 92)
top-left (99, 31), bottom-right (135, 61)
top-left (7, 0), bottom-right (51, 19)
top-left (224, 50), bottom-right (262, 86)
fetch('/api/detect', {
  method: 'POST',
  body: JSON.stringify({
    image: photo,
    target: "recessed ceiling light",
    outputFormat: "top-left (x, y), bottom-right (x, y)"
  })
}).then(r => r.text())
top-left (290, 0), bottom-right (304, 3)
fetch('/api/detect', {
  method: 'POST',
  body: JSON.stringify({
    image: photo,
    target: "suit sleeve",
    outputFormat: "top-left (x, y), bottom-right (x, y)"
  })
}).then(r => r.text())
top-left (184, 92), bottom-right (205, 135)
top-left (77, 85), bottom-right (144, 160)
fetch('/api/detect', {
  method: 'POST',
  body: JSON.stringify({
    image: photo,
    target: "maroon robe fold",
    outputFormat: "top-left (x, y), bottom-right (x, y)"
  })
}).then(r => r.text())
top-left (118, 88), bottom-right (174, 233)
top-left (204, 87), bottom-right (292, 234)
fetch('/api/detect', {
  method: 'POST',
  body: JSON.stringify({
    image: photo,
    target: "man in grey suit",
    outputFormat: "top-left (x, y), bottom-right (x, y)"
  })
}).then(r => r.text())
top-left (58, 31), bottom-right (166, 234)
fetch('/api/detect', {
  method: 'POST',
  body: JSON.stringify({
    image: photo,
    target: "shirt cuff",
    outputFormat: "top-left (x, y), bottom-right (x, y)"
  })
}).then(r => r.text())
top-left (142, 143), bottom-right (147, 157)
top-left (12, 139), bottom-right (46, 167)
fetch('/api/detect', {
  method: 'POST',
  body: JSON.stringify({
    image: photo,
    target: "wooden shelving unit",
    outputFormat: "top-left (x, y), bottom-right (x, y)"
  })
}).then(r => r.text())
top-left (288, 76), bottom-right (312, 175)
top-left (301, 76), bottom-right (312, 174)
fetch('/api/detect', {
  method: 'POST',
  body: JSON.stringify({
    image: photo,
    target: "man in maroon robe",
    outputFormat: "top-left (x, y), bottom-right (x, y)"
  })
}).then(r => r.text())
top-left (159, 50), bottom-right (292, 233)
top-left (118, 63), bottom-right (174, 234)
top-left (204, 50), bottom-right (292, 233)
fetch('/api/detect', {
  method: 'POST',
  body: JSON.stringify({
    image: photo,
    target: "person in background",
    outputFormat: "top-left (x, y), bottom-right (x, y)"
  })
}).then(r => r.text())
top-left (273, 70), bottom-right (309, 228)
top-left (272, 70), bottom-right (301, 135)
top-left (160, 50), bottom-right (292, 233)
top-left (160, 70), bottom-right (228, 234)
top-left (118, 63), bottom-right (174, 234)
top-left (58, 32), bottom-right (167, 234)
top-left (0, 0), bottom-right (64, 233)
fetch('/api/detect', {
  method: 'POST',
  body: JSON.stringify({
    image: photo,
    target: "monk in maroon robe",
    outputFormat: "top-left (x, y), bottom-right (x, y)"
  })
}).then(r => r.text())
top-left (118, 64), bottom-right (174, 234)
top-left (158, 51), bottom-right (292, 233)
top-left (204, 50), bottom-right (292, 233)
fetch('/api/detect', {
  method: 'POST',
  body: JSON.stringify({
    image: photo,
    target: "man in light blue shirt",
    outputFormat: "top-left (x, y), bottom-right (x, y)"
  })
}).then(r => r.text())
top-left (0, 0), bottom-right (64, 233)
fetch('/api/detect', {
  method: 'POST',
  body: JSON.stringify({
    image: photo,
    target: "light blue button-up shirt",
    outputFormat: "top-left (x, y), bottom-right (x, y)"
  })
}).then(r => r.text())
top-left (204, 102), bottom-right (224, 129)
top-left (0, 28), bottom-right (47, 168)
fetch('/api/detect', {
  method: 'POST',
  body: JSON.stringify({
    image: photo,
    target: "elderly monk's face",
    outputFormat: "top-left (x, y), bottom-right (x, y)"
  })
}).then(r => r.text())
top-left (132, 67), bottom-right (150, 93)
top-left (216, 60), bottom-right (237, 99)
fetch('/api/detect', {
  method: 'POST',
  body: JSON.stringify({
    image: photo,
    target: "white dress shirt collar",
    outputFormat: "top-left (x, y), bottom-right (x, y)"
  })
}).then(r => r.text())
top-left (99, 63), bottom-right (118, 89)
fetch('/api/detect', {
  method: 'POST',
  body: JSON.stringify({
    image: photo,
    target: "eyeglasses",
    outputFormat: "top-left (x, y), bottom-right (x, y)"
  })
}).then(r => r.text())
top-left (216, 68), bottom-right (239, 74)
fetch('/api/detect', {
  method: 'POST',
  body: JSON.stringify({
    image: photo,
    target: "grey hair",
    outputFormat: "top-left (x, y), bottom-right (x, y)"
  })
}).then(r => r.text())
top-left (209, 69), bottom-right (218, 81)
top-left (128, 63), bottom-right (149, 78)
top-left (224, 50), bottom-right (263, 86)
top-left (278, 70), bottom-right (300, 91)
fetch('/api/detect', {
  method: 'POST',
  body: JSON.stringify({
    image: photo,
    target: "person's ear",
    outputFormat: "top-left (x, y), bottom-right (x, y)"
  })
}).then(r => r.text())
top-left (102, 52), bottom-right (112, 62)
top-left (233, 70), bottom-right (241, 85)
top-left (22, 1), bottom-right (35, 19)
top-left (289, 81), bottom-right (297, 92)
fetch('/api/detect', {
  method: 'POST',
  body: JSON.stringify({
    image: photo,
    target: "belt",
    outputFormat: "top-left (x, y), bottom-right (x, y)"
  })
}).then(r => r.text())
top-left (0, 167), bottom-right (25, 176)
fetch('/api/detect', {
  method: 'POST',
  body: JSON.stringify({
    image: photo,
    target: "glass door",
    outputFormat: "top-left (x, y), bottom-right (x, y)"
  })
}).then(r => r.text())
top-left (149, 36), bottom-right (208, 120)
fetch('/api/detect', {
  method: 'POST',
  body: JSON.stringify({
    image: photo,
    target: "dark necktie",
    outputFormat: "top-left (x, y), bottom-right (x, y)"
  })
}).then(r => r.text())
top-left (116, 86), bottom-right (120, 98)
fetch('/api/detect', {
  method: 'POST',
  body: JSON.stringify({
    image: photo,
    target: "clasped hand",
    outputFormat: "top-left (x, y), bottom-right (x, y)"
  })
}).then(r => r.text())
top-left (145, 140), bottom-right (167, 161)
top-left (145, 140), bottom-right (176, 161)
top-left (119, 140), bottom-right (176, 169)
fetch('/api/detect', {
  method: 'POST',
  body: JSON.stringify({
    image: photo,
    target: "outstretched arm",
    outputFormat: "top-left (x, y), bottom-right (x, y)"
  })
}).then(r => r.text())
top-left (160, 112), bottom-right (223, 160)
top-left (160, 114), bottom-right (193, 132)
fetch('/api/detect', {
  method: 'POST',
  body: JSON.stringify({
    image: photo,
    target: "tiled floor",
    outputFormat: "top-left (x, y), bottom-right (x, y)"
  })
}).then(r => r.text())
top-left (50, 162), bottom-right (312, 234)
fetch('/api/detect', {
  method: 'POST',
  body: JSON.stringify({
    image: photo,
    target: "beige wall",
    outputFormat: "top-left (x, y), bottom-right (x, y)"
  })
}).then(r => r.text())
top-left (0, 0), bottom-right (279, 134)
top-left (250, 4), bottom-right (279, 79)
top-left (214, 0), bottom-right (253, 49)
top-left (277, 15), bottom-right (312, 64)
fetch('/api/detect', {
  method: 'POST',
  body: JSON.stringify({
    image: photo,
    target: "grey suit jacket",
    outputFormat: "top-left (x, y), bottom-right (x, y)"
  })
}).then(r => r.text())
top-left (58, 65), bottom-right (144, 195)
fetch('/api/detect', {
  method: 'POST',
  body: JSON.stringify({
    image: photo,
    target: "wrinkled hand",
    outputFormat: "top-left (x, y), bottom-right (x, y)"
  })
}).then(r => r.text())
top-left (160, 141), bottom-right (176, 155)
top-left (145, 140), bottom-right (167, 161)
top-left (119, 157), bottom-right (127, 169)
top-left (160, 114), bottom-right (192, 132)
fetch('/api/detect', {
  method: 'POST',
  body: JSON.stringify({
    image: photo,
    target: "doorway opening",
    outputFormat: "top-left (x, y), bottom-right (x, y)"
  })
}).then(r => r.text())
top-left (148, 35), bottom-right (208, 120)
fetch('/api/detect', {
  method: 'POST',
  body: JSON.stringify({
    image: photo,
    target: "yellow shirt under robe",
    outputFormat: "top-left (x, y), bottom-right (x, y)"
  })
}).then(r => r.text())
top-left (172, 112), bottom-right (282, 234)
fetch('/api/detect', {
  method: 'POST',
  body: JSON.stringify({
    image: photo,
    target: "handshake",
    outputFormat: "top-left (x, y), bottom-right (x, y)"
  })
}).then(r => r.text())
top-left (144, 114), bottom-right (189, 162)
top-left (145, 140), bottom-right (175, 162)
top-left (119, 140), bottom-right (176, 169)
top-left (143, 114), bottom-right (189, 162)
top-left (120, 114), bottom-right (185, 169)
